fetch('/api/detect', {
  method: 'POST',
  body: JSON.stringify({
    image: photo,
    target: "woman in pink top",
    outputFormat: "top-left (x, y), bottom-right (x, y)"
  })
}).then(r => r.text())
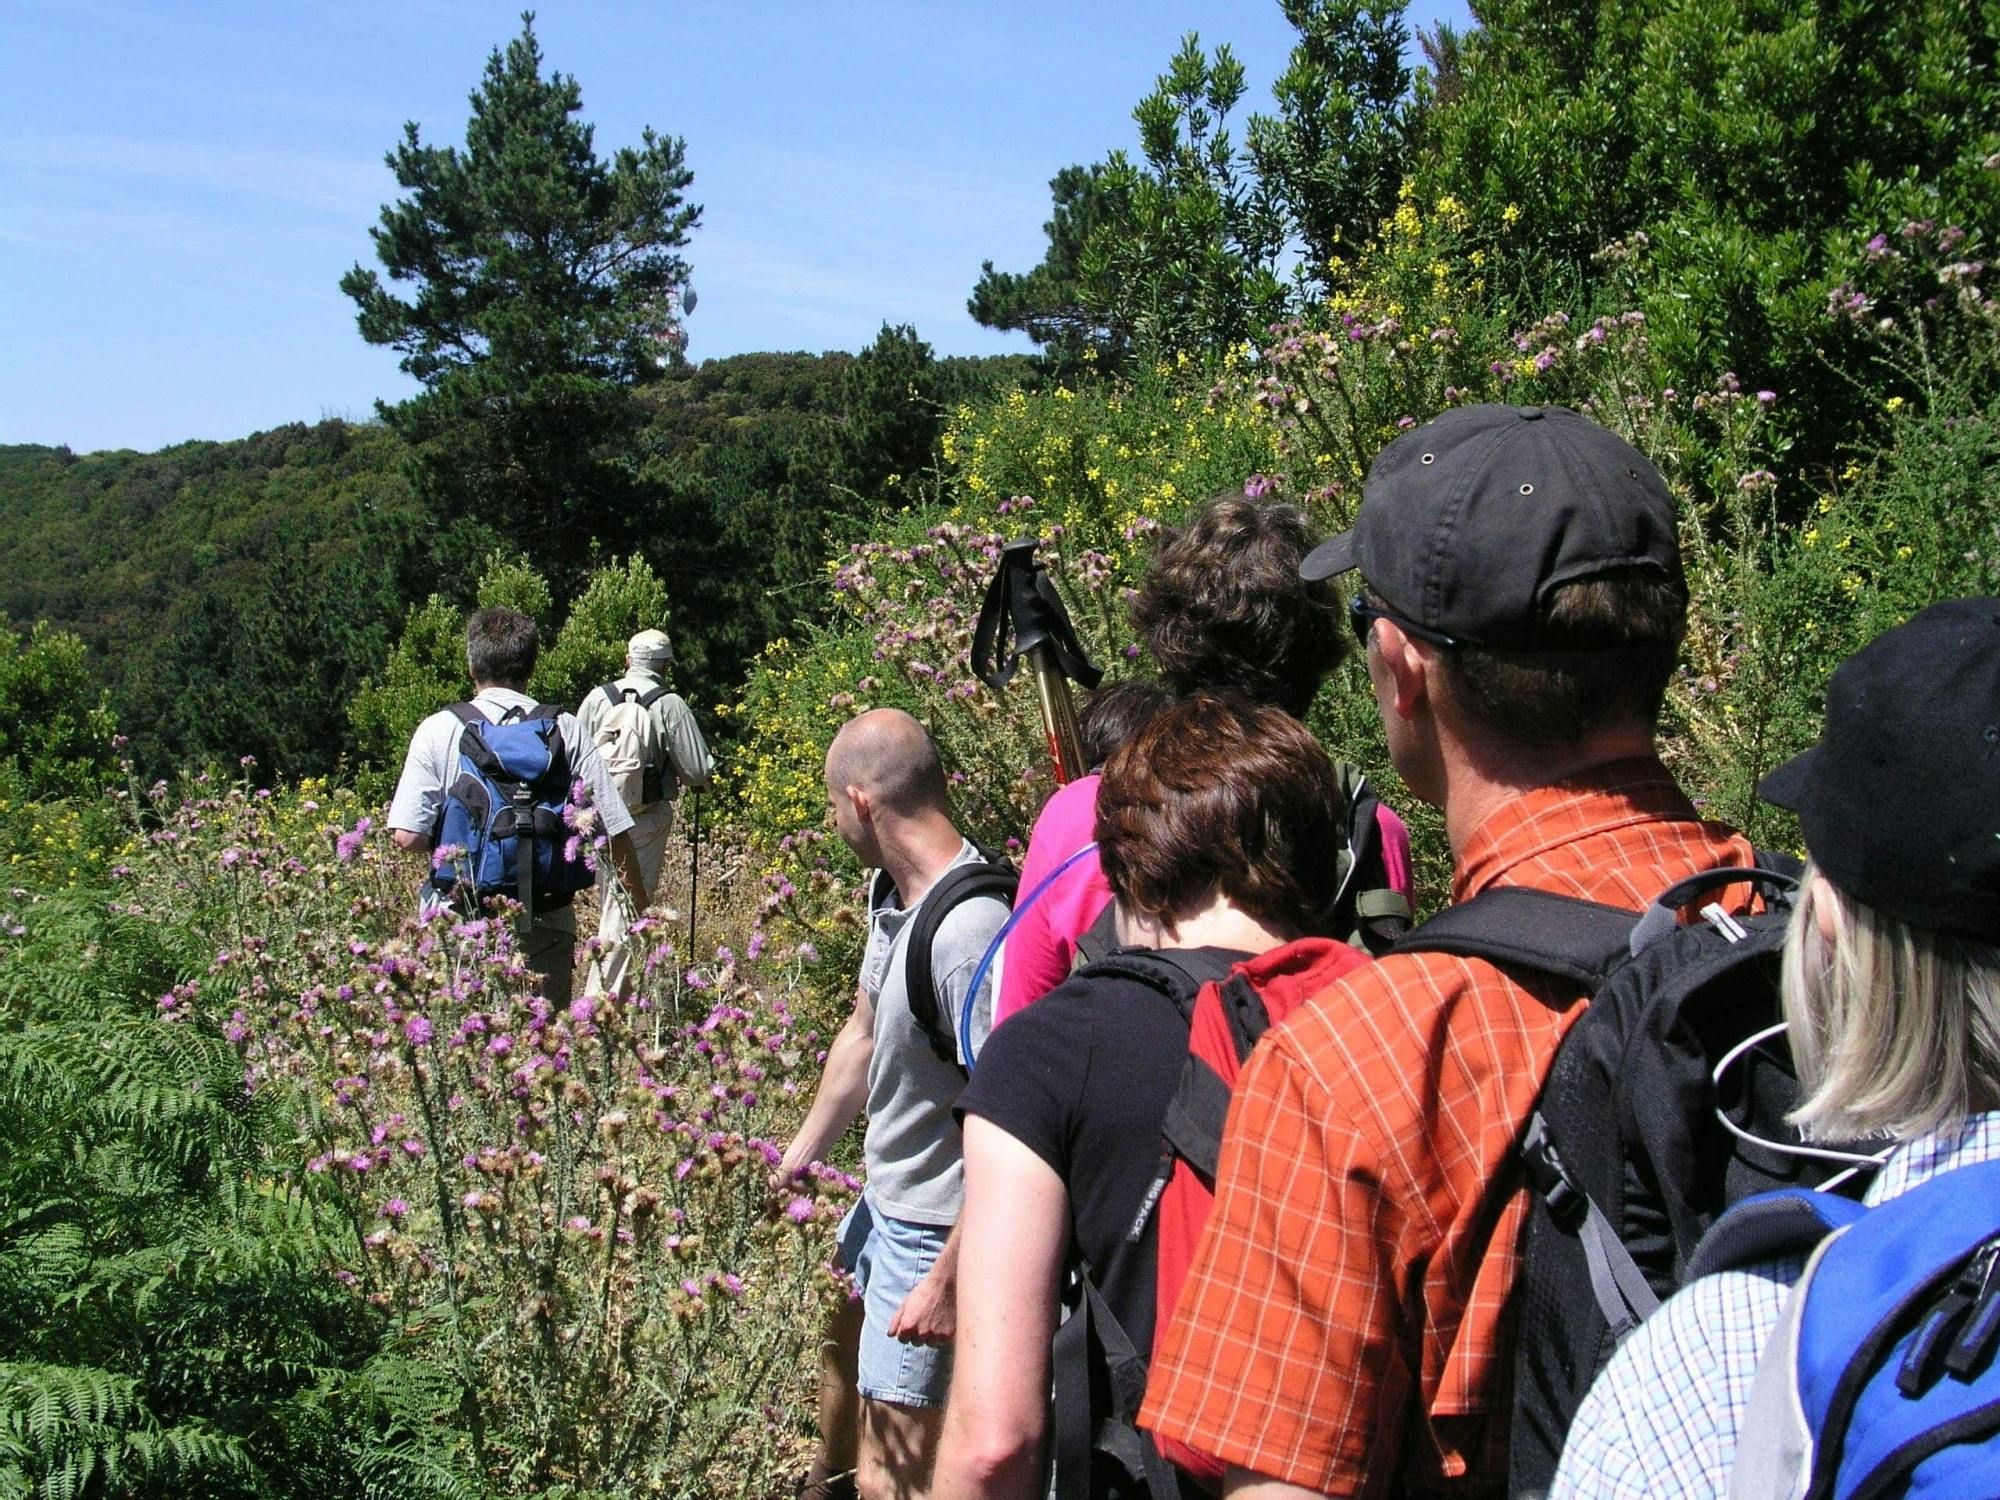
top-left (993, 495), bottom-right (1419, 1025)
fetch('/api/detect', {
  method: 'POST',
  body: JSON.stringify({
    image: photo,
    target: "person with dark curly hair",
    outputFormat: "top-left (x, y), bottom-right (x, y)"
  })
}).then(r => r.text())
top-left (992, 494), bottom-right (1413, 1027)
top-left (1128, 496), bottom-right (1348, 720)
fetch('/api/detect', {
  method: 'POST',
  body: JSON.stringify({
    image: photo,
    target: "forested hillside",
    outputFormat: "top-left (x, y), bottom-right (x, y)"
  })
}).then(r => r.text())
top-left (0, 341), bottom-right (1031, 779)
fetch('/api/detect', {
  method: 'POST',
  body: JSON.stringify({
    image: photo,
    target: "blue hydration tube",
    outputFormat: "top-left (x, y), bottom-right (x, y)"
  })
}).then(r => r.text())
top-left (958, 842), bottom-right (1100, 1072)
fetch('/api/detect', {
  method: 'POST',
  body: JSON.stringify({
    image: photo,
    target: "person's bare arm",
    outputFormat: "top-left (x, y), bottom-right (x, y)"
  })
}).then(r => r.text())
top-left (1225, 1472), bottom-right (1328, 1499)
top-left (776, 988), bottom-right (875, 1183)
top-left (933, 1118), bottom-right (1066, 1500)
top-left (887, 1220), bottom-right (961, 1345)
top-left (392, 828), bottom-right (428, 852)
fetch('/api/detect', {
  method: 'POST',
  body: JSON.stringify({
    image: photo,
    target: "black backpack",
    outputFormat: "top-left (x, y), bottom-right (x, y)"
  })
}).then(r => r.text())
top-left (868, 851), bottom-right (1018, 1074)
top-left (1394, 858), bottom-right (1849, 1497)
top-left (1045, 947), bottom-right (1245, 1500)
top-left (1069, 761), bottom-right (1410, 970)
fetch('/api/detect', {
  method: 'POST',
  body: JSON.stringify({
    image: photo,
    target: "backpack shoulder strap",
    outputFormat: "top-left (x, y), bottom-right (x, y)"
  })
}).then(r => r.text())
top-left (1688, 1189), bottom-right (1861, 1280)
top-left (599, 683), bottom-right (624, 710)
top-left (449, 704), bottom-right (510, 782)
top-left (1051, 1267), bottom-right (1183, 1500)
top-left (868, 867), bottom-right (898, 917)
top-left (1082, 947), bottom-right (1241, 1020)
top-left (905, 859), bottom-right (1018, 1072)
top-left (1159, 967), bottom-right (1271, 1186)
top-left (1332, 762), bottom-right (1413, 953)
top-left (1393, 887), bottom-right (1638, 990)
top-left (1729, 1225), bottom-right (1847, 1500)
top-left (638, 685), bottom-right (672, 709)
top-left (1072, 901), bottom-right (1119, 970)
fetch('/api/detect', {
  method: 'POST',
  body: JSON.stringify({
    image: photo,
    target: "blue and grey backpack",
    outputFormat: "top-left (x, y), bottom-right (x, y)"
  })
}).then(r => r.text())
top-left (1692, 1157), bottom-right (2000, 1498)
top-left (427, 702), bottom-right (594, 924)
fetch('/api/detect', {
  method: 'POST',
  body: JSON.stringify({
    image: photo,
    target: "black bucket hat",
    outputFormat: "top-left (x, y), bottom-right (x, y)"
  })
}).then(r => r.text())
top-left (1759, 597), bottom-right (2000, 942)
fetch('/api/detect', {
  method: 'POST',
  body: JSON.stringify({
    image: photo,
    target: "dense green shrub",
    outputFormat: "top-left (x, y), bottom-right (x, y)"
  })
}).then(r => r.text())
top-left (1411, 0), bottom-right (2000, 472)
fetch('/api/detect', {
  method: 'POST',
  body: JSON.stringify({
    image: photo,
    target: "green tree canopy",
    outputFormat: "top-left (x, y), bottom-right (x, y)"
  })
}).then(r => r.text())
top-left (974, 5), bottom-right (1420, 364)
top-left (0, 624), bottom-right (117, 803)
top-left (340, 12), bottom-right (700, 572)
top-left (968, 164), bottom-right (1138, 373)
top-left (1411, 0), bottom-right (2000, 471)
top-left (1248, 0), bottom-right (1413, 290)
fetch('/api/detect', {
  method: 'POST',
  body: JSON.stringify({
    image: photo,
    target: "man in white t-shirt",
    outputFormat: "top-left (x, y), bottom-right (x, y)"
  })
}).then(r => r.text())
top-left (387, 607), bottom-right (649, 1005)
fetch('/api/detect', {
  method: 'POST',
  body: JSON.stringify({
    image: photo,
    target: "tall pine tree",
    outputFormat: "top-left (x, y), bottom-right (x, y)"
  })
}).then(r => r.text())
top-left (341, 13), bottom-right (699, 577)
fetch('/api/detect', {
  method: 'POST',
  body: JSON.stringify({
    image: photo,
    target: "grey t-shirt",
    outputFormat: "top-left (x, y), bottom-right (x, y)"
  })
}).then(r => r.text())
top-left (859, 840), bottom-right (1007, 1226)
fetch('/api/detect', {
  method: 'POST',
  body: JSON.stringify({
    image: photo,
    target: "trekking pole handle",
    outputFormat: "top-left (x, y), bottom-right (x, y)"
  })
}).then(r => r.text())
top-left (971, 538), bottom-right (1102, 788)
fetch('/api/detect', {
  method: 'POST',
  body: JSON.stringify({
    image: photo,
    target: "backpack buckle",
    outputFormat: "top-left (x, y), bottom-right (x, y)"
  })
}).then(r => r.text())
top-left (1900, 1235), bottom-right (2000, 1395)
top-left (1521, 1114), bottom-right (1588, 1232)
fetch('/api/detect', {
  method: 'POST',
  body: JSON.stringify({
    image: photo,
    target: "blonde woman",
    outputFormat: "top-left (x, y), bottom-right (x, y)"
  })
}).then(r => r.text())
top-left (1552, 597), bottom-right (2000, 1498)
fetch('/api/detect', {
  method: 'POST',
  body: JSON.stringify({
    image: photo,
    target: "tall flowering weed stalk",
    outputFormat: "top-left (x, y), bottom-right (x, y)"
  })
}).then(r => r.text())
top-left (95, 764), bottom-right (857, 1497)
top-left (1689, 218), bottom-right (2000, 841)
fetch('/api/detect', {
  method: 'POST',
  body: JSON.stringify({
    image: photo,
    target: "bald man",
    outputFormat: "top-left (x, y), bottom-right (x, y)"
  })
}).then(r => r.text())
top-left (778, 709), bottom-right (1010, 1500)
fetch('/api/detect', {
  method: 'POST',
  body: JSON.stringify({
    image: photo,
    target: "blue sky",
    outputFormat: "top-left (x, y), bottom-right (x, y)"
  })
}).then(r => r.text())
top-left (2, 1), bottom-right (1469, 454)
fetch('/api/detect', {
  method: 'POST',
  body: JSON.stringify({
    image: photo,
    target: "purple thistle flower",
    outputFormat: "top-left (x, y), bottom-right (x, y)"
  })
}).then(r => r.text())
top-left (380, 1198), bottom-right (409, 1219)
top-left (404, 1015), bottom-right (434, 1046)
top-left (786, 1196), bottom-right (814, 1223)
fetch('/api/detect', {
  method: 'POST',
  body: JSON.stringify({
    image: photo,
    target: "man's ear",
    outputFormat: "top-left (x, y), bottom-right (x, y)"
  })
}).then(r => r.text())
top-left (1372, 619), bottom-right (1434, 723)
top-left (847, 784), bottom-right (874, 826)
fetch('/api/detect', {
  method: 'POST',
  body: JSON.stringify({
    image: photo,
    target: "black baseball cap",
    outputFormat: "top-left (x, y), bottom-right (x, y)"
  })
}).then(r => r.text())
top-left (1300, 404), bottom-right (1685, 649)
top-left (1758, 598), bottom-right (2000, 942)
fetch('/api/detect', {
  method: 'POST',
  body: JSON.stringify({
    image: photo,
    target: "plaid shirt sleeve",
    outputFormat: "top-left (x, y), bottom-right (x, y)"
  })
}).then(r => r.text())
top-left (1140, 1023), bottom-right (1414, 1496)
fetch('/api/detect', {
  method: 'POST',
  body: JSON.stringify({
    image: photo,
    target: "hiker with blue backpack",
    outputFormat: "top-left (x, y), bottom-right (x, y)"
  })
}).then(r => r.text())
top-left (1552, 598), bottom-right (2000, 1500)
top-left (576, 626), bottom-right (713, 997)
top-left (387, 607), bottom-right (648, 1006)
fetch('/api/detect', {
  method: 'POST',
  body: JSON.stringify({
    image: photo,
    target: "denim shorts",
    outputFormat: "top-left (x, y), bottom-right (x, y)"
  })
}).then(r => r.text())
top-left (837, 1197), bottom-right (954, 1408)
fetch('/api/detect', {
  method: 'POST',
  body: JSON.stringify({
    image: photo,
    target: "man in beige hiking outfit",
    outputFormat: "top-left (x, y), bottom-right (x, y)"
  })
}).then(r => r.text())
top-left (576, 628), bottom-right (713, 995)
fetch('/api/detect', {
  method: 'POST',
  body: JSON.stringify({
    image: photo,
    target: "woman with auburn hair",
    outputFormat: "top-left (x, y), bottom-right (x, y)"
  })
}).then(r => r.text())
top-left (934, 695), bottom-right (1373, 1500)
top-left (1553, 598), bottom-right (2000, 1498)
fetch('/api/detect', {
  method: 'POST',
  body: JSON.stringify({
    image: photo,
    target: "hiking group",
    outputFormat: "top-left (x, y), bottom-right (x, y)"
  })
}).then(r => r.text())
top-left (780, 403), bottom-right (2000, 1500)
top-left (385, 609), bottom-right (711, 1006)
top-left (367, 399), bottom-right (2000, 1500)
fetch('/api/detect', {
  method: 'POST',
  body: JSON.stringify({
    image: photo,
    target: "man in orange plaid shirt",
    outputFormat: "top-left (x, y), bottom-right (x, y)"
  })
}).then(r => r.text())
top-left (1139, 404), bottom-right (1758, 1498)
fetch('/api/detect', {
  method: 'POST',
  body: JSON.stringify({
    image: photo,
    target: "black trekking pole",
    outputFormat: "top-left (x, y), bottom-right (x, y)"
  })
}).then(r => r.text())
top-left (971, 538), bottom-right (1103, 785)
top-left (684, 789), bottom-right (700, 964)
